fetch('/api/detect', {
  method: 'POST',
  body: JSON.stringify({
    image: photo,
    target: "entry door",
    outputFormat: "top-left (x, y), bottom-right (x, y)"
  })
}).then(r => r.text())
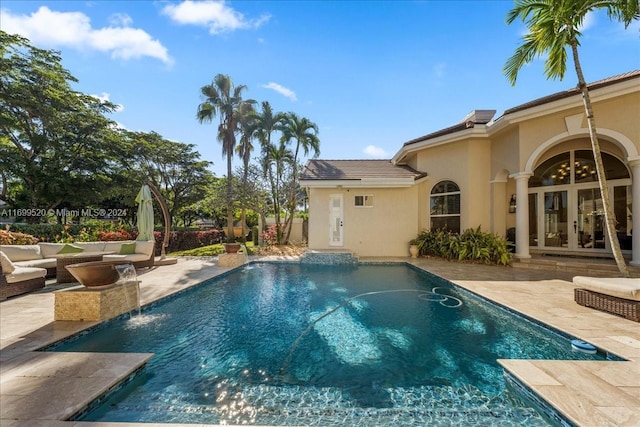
top-left (329, 194), bottom-right (343, 246)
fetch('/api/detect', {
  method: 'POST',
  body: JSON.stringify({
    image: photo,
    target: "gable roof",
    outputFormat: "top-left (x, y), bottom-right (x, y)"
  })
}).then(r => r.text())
top-left (300, 159), bottom-right (427, 188)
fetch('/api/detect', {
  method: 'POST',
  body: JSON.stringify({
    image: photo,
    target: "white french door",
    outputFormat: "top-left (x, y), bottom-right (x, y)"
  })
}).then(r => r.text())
top-left (531, 182), bottom-right (631, 252)
top-left (329, 194), bottom-right (343, 246)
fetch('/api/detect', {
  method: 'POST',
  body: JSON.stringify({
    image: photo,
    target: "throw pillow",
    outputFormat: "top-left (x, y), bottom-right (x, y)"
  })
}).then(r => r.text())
top-left (57, 244), bottom-right (84, 254)
top-left (0, 251), bottom-right (15, 273)
top-left (119, 242), bottom-right (136, 255)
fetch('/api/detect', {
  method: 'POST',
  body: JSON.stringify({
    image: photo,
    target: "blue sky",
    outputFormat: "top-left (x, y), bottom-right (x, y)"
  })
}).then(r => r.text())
top-left (2, 1), bottom-right (639, 177)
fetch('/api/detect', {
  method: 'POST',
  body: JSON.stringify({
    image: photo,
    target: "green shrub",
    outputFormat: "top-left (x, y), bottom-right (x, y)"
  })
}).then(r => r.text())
top-left (411, 227), bottom-right (511, 266)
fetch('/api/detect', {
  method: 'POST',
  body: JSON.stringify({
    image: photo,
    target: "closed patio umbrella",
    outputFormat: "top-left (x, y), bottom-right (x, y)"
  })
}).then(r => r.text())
top-left (135, 185), bottom-right (154, 241)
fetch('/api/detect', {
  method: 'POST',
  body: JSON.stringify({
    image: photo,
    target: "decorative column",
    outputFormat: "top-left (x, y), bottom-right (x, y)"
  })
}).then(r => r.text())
top-left (629, 158), bottom-right (640, 266)
top-left (510, 172), bottom-right (533, 259)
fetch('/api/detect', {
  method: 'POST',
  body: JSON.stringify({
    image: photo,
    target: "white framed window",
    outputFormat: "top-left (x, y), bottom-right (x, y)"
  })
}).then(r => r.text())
top-left (430, 181), bottom-right (460, 233)
top-left (354, 195), bottom-right (374, 207)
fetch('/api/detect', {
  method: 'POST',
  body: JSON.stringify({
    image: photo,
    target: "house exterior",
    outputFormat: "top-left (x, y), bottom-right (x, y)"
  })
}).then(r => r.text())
top-left (300, 70), bottom-right (640, 265)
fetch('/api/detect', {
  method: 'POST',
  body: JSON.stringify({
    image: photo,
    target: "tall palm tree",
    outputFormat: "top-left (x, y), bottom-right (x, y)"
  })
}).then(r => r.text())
top-left (236, 102), bottom-right (257, 241)
top-left (197, 74), bottom-right (255, 242)
top-left (504, 0), bottom-right (638, 277)
top-left (253, 101), bottom-right (287, 241)
top-left (281, 113), bottom-right (319, 243)
top-left (264, 142), bottom-right (293, 244)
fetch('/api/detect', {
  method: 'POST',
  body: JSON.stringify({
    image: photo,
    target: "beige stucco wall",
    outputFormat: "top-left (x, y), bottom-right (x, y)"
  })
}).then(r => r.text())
top-left (307, 186), bottom-right (419, 257)
top-left (416, 138), bottom-right (492, 231)
top-left (514, 91), bottom-right (639, 171)
top-left (305, 77), bottom-right (639, 258)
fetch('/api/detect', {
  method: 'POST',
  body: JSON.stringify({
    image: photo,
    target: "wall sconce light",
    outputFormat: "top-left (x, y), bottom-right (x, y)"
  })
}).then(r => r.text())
top-left (509, 194), bottom-right (517, 213)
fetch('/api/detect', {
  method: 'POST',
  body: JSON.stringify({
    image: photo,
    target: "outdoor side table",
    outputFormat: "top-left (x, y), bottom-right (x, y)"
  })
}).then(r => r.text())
top-left (53, 252), bottom-right (114, 284)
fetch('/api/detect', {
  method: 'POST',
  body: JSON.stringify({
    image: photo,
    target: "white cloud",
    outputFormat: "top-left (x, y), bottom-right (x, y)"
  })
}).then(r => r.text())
top-left (262, 82), bottom-right (297, 101)
top-left (92, 92), bottom-right (124, 112)
top-left (1, 6), bottom-right (172, 65)
top-left (162, 0), bottom-right (270, 34)
top-left (108, 13), bottom-right (133, 27)
top-left (363, 145), bottom-right (389, 158)
top-left (432, 62), bottom-right (446, 79)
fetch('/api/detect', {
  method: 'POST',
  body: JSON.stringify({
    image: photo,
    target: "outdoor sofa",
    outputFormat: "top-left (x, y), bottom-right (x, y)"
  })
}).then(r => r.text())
top-left (0, 240), bottom-right (156, 274)
top-left (0, 251), bottom-right (46, 300)
top-left (573, 276), bottom-right (640, 322)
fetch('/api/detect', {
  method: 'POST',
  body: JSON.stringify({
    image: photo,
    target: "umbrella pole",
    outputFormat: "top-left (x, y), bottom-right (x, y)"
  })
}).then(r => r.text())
top-left (145, 181), bottom-right (171, 259)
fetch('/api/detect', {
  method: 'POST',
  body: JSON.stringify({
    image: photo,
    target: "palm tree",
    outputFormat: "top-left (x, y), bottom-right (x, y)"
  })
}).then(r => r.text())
top-left (504, 0), bottom-right (638, 277)
top-left (253, 102), bottom-right (287, 241)
top-left (197, 74), bottom-right (255, 242)
top-left (261, 142), bottom-right (293, 244)
top-left (236, 102), bottom-right (257, 241)
top-left (280, 113), bottom-right (319, 243)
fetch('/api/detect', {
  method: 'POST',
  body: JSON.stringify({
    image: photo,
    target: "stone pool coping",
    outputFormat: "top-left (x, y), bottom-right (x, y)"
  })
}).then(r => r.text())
top-left (1, 255), bottom-right (638, 426)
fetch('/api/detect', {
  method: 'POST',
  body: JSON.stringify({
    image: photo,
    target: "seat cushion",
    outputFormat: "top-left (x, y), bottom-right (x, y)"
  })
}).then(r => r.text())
top-left (1, 251), bottom-right (16, 273)
top-left (103, 241), bottom-right (132, 253)
top-left (103, 253), bottom-right (151, 263)
top-left (75, 242), bottom-right (107, 252)
top-left (13, 259), bottom-right (57, 269)
top-left (38, 243), bottom-right (65, 258)
top-left (5, 266), bottom-right (47, 283)
top-left (573, 276), bottom-right (640, 301)
top-left (0, 245), bottom-right (42, 262)
top-left (132, 240), bottom-right (155, 257)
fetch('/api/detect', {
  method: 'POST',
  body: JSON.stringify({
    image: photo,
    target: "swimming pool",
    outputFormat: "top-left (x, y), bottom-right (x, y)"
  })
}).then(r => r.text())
top-left (50, 262), bottom-right (607, 426)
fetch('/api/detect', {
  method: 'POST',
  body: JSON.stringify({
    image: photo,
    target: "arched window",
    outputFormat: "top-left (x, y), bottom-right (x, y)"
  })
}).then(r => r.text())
top-left (529, 150), bottom-right (629, 187)
top-left (430, 180), bottom-right (460, 233)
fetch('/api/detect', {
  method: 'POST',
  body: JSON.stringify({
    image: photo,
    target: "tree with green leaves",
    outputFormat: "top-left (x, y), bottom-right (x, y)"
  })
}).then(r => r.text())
top-left (236, 102), bottom-right (257, 240)
top-left (197, 74), bottom-right (255, 242)
top-left (504, 0), bottom-right (638, 277)
top-left (0, 31), bottom-right (123, 222)
top-left (253, 101), bottom-right (287, 241)
top-left (280, 112), bottom-right (319, 243)
top-left (123, 131), bottom-right (214, 225)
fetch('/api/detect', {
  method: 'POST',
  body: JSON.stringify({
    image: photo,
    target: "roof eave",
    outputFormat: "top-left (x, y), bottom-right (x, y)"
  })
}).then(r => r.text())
top-left (490, 75), bottom-right (640, 134)
top-left (392, 125), bottom-right (489, 165)
top-left (300, 178), bottom-right (418, 188)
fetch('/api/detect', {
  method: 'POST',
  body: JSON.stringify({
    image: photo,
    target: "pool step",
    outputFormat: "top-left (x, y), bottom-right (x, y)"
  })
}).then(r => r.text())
top-left (114, 384), bottom-right (545, 426)
top-left (300, 250), bottom-right (359, 264)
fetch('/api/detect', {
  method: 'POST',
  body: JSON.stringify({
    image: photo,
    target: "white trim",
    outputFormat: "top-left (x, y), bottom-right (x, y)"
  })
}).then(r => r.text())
top-left (525, 128), bottom-right (638, 174)
top-left (300, 179), bottom-right (417, 188)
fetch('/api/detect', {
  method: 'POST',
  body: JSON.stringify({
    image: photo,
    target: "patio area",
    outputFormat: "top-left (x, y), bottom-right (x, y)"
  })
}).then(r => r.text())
top-left (1, 255), bottom-right (638, 426)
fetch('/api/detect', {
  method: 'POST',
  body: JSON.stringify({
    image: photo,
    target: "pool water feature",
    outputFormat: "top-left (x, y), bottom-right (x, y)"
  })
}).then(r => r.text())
top-left (50, 263), bottom-right (608, 426)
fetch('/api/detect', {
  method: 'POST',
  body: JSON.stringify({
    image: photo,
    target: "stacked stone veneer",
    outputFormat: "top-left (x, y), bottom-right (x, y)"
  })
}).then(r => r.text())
top-left (54, 281), bottom-right (140, 321)
top-left (218, 252), bottom-right (249, 267)
top-left (300, 251), bottom-right (358, 264)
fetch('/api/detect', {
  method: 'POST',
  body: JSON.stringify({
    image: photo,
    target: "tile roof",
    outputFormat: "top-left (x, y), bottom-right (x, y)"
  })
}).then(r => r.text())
top-left (301, 159), bottom-right (426, 181)
top-left (503, 69), bottom-right (640, 115)
top-left (401, 70), bottom-right (640, 148)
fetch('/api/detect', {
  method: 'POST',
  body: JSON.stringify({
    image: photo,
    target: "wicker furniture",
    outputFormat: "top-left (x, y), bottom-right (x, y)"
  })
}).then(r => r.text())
top-left (0, 272), bottom-right (46, 300)
top-left (573, 276), bottom-right (640, 322)
top-left (54, 252), bottom-right (113, 284)
top-left (575, 288), bottom-right (639, 322)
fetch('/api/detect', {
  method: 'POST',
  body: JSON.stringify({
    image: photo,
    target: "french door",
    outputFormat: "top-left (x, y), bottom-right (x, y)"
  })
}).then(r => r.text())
top-left (530, 183), bottom-right (631, 252)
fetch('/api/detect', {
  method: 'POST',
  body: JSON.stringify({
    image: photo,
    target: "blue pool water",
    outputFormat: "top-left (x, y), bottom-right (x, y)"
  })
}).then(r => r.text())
top-left (50, 263), bottom-right (607, 426)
